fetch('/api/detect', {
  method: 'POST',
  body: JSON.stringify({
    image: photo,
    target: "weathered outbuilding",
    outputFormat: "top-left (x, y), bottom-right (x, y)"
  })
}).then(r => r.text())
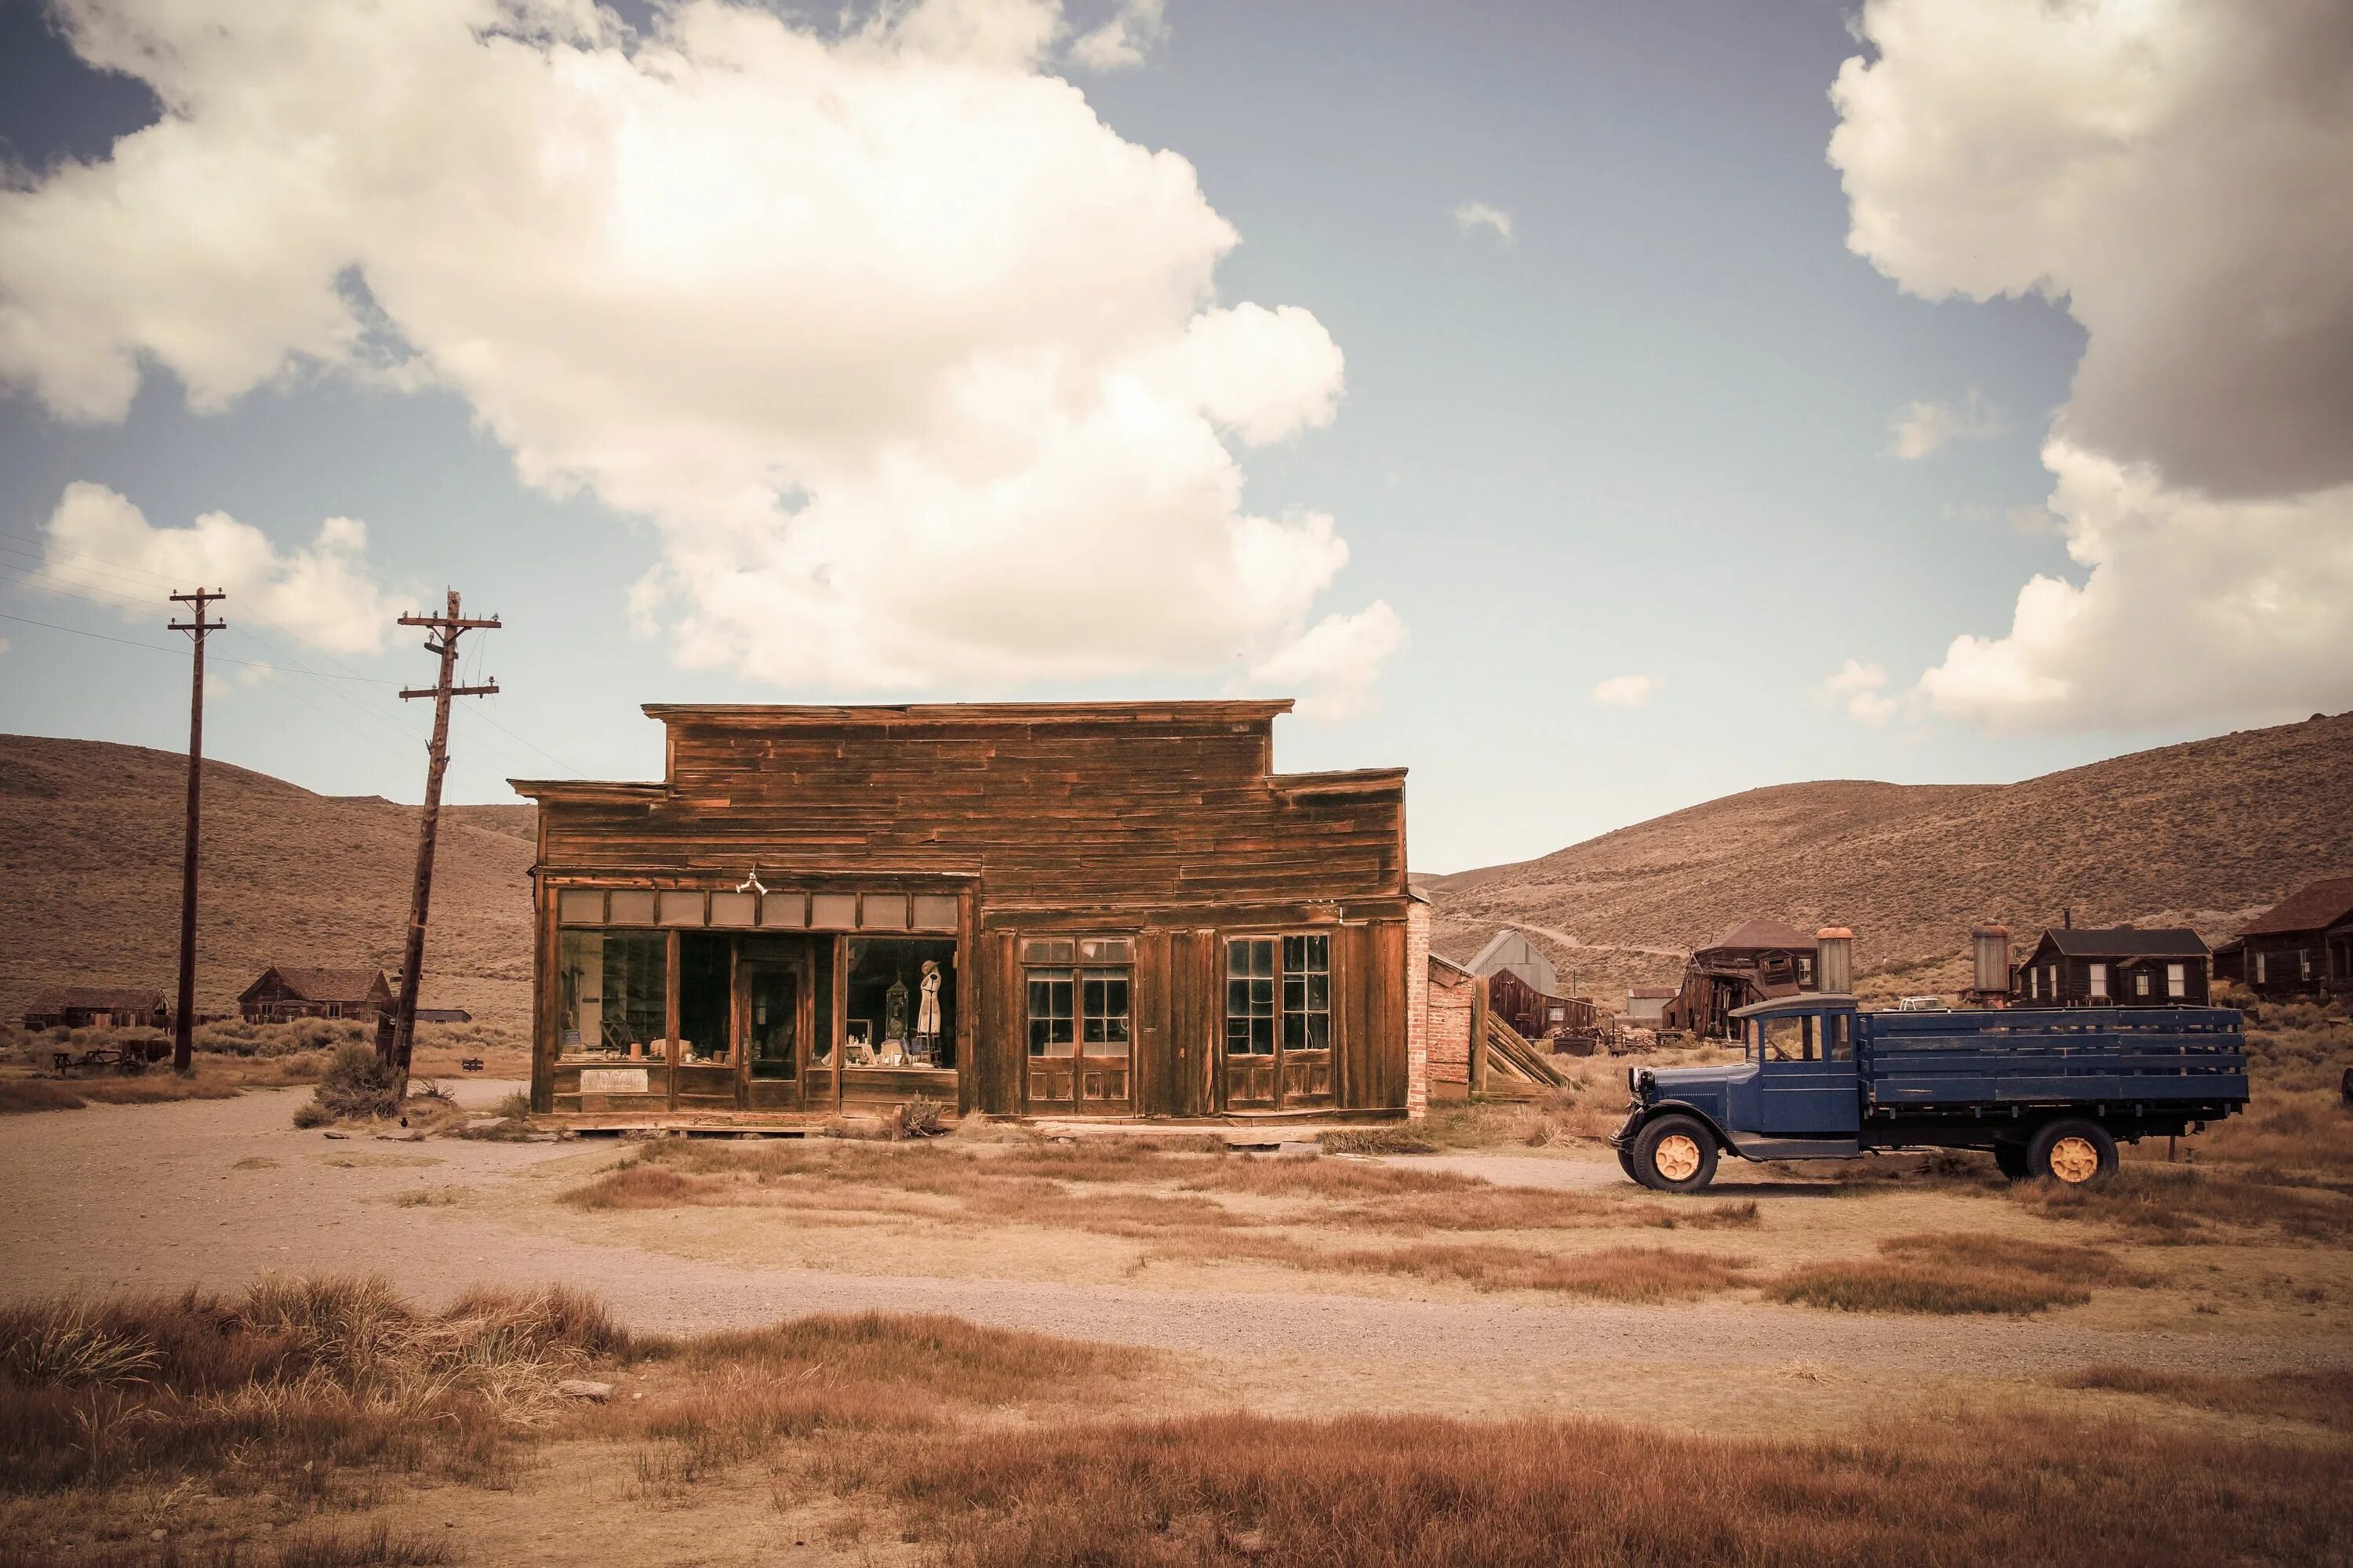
top-left (1465, 929), bottom-right (1558, 995)
top-left (512, 702), bottom-right (1420, 1127)
top-left (22, 988), bottom-right (168, 1031)
top-left (2234, 877), bottom-right (2353, 999)
top-left (2010, 927), bottom-right (2209, 1007)
top-left (1660, 919), bottom-right (1818, 1039)
top-left (1624, 987), bottom-right (1676, 1028)
top-left (238, 966), bottom-right (395, 1024)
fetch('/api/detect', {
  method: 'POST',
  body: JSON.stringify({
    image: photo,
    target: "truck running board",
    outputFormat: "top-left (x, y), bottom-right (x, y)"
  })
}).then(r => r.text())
top-left (1722, 1134), bottom-right (1860, 1161)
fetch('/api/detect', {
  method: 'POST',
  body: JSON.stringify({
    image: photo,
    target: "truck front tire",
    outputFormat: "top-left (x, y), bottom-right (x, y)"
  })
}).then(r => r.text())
top-left (2027, 1119), bottom-right (2118, 1187)
top-left (1631, 1114), bottom-right (1718, 1193)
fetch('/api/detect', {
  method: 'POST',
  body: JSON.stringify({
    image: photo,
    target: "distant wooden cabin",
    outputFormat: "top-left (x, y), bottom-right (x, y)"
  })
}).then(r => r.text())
top-left (1485, 966), bottom-right (1596, 1042)
top-left (1624, 987), bottom-right (1676, 1028)
top-left (512, 702), bottom-right (1420, 1127)
top-left (22, 988), bottom-right (168, 1031)
top-left (414, 1008), bottom-right (473, 1024)
top-left (238, 966), bottom-right (395, 1024)
top-left (1661, 919), bottom-right (1818, 1039)
top-left (2235, 877), bottom-right (2353, 999)
top-left (2009, 927), bottom-right (2209, 1007)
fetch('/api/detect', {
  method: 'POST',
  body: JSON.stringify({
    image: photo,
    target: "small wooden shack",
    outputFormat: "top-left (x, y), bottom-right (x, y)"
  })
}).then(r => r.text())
top-left (2010, 927), bottom-right (2210, 1006)
top-left (1624, 987), bottom-right (1676, 1028)
top-left (1484, 966), bottom-right (1596, 1042)
top-left (1661, 919), bottom-right (1818, 1039)
top-left (512, 701), bottom-right (1420, 1127)
top-left (238, 966), bottom-right (395, 1024)
top-left (22, 988), bottom-right (168, 1031)
top-left (2235, 877), bottom-right (2353, 999)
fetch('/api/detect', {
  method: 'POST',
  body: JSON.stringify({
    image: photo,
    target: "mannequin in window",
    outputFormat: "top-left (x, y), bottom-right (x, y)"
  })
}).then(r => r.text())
top-left (915, 959), bottom-right (942, 1062)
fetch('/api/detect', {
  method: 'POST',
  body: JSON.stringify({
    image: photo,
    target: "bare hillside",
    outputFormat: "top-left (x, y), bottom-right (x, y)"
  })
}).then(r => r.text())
top-left (1424, 711), bottom-right (2353, 1004)
top-left (0, 735), bottom-right (536, 1026)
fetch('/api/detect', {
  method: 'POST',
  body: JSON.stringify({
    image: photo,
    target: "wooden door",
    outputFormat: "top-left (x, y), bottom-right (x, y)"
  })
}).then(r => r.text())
top-left (740, 958), bottom-right (806, 1111)
top-left (1021, 955), bottom-right (1134, 1113)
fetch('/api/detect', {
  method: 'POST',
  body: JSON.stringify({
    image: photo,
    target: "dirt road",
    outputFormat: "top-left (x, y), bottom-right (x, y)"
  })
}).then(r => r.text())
top-left (5, 1086), bottom-right (2344, 1426)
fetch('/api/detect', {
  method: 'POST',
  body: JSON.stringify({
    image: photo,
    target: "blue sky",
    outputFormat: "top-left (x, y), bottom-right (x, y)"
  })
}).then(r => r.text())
top-left (2, 0), bottom-right (2345, 872)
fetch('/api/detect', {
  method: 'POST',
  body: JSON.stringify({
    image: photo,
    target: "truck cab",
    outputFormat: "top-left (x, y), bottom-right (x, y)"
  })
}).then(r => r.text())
top-left (1611, 993), bottom-right (2246, 1192)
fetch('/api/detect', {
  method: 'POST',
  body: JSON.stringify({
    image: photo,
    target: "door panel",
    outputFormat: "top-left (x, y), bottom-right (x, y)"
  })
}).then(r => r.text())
top-left (1756, 1013), bottom-right (1860, 1135)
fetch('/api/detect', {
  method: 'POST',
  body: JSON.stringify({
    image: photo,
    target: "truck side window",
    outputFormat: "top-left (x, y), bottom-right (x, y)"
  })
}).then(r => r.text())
top-left (1826, 1014), bottom-right (1853, 1061)
top-left (1763, 1017), bottom-right (1815, 1061)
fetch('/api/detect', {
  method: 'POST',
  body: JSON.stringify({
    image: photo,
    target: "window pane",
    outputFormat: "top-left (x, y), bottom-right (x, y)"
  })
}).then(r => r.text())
top-left (1306, 973), bottom-right (1329, 1010)
top-left (1303, 935), bottom-right (1329, 973)
top-left (1283, 934), bottom-right (1304, 973)
top-left (1764, 1017), bottom-right (1807, 1061)
top-left (1253, 941), bottom-right (1275, 979)
top-left (1282, 1013), bottom-right (1303, 1050)
top-left (1307, 1013), bottom-right (1329, 1050)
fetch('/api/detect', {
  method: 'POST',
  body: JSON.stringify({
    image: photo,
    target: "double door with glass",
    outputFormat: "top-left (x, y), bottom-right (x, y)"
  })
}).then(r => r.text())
top-left (1024, 937), bottom-right (1133, 1111)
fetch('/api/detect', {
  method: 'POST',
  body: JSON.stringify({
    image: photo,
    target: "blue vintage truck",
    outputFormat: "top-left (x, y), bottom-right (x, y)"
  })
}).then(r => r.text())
top-left (1611, 993), bottom-right (2249, 1191)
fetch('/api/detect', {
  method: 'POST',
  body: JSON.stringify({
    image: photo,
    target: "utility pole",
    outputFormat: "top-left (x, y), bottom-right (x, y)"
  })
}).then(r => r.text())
top-left (168, 588), bottom-right (227, 1075)
top-left (387, 590), bottom-right (500, 1089)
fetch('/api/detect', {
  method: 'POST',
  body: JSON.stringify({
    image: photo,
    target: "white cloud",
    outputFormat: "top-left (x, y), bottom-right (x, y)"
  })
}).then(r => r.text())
top-left (1589, 674), bottom-right (1656, 708)
top-left (0, 0), bottom-right (1391, 719)
top-left (1069, 0), bottom-right (1165, 71)
top-left (1453, 202), bottom-right (1515, 242)
top-left (1918, 441), bottom-right (2353, 729)
top-left (1830, 0), bottom-right (2353, 729)
top-left (1816, 658), bottom-right (1900, 726)
top-left (34, 482), bottom-right (399, 656)
top-left (1242, 599), bottom-right (1406, 722)
top-left (1886, 389), bottom-right (2002, 460)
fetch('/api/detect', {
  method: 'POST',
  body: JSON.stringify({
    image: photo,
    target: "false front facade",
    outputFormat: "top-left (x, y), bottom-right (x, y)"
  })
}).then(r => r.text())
top-left (512, 702), bottom-right (1421, 1126)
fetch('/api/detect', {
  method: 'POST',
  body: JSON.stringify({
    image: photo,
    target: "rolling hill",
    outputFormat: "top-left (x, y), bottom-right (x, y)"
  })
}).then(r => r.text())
top-left (9, 710), bottom-right (2351, 1032)
top-left (0, 735), bottom-right (537, 1027)
top-left (1421, 711), bottom-right (2353, 1007)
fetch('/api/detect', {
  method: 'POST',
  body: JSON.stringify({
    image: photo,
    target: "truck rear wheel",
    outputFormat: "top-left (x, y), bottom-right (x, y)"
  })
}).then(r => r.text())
top-left (1631, 1115), bottom-right (1718, 1193)
top-left (2027, 1119), bottom-right (2118, 1187)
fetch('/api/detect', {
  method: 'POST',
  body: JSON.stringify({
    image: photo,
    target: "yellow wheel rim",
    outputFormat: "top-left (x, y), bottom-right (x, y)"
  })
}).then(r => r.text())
top-left (1655, 1133), bottom-right (1702, 1182)
top-left (2048, 1135), bottom-right (2100, 1184)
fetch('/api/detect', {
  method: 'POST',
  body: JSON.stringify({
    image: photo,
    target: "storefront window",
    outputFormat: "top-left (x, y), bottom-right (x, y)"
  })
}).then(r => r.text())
top-left (842, 937), bottom-right (955, 1068)
top-left (558, 930), bottom-right (667, 1060)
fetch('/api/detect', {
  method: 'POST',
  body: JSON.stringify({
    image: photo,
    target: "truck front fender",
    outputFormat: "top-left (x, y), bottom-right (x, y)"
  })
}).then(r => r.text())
top-left (1614, 1099), bottom-right (1734, 1154)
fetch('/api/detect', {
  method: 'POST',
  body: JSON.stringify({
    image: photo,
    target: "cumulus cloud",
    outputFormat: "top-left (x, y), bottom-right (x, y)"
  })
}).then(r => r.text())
top-left (1886, 389), bottom-right (2002, 460)
top-left (35, 482), bottom-right (398, 655)
top-left (1831, 0), bottom-right (2353, 729)
top-left (1453, 202), bottom-right (1514, 242)
top-left (1918, 442), bottom-right (2353, 728)
top-left (1589, 674), bottom-right (1656, 709)
top-left (1069, 0), bottom-right (1165, 70)
top-left (1816, 659), bottom-right (1900, 726)
top-left (1242, 598), bottom-right (1406, 722)
top-left (0, 0), bottom-right (1391, 716)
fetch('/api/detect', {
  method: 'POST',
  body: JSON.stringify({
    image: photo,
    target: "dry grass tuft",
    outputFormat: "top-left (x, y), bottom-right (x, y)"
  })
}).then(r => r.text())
top-left (558, 1164), bottom-right (732, 1210)
top-left (2061, 1365), bottom-right (2353, 1432)
top-left (1338, 1242), bottom-right (1752, 1301)
top-left (2009, 1162), bottom-right (2353, 1242)
top-left (1318, 1126), bottom-right (1437, 1155)
top-left (0, 1277), bottom-right (624, 1497)
top-left (273, 1523), bottom-right (460, 1566)
top-left (866, 1405), bottom-right (2353, 1567)
top-left (1768, 1231), bottom-right (2150, 1315)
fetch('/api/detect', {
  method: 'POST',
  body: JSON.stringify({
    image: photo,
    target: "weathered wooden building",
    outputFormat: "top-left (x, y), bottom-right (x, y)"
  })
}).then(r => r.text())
top-left (2235, 877), bottom-right (2353, 999)
top-left (1623, 987), bottom-right (1676, 1029)
top-left (513, 702), bottom-right (1420, 1126)
top-left (21, 988), bottom-right (168, 1031)
top-left (1660, 919), bottom-right (1818, 1039)
top-left (2009, 927), bottom-right (2210, 1006)
top-left (238, 966), bottom-right (395, 1024)
top-left (1484, 966), bottom-right (1596, 1042)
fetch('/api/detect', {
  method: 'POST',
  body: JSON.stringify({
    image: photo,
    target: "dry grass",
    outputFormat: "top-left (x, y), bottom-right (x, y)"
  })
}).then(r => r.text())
top-left (1767, 1231), bottom-right (2152, 1315)
top-left (2010, 1161), bottom-right (2353, 1242)
top-left (0, 1053), bottom-right (326, 1115)
top-left (1317, 1126), bottom-right (1438, 1155)
top-left (0, 1277), bottom-right (625, 1498)
top-left (2061, 1365), bottom-right (2353, 1432)
top-left (860, 1404), bottom-right (2353, 1568)
top-left (1337, 1242), bottom-right (1752, 1301)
